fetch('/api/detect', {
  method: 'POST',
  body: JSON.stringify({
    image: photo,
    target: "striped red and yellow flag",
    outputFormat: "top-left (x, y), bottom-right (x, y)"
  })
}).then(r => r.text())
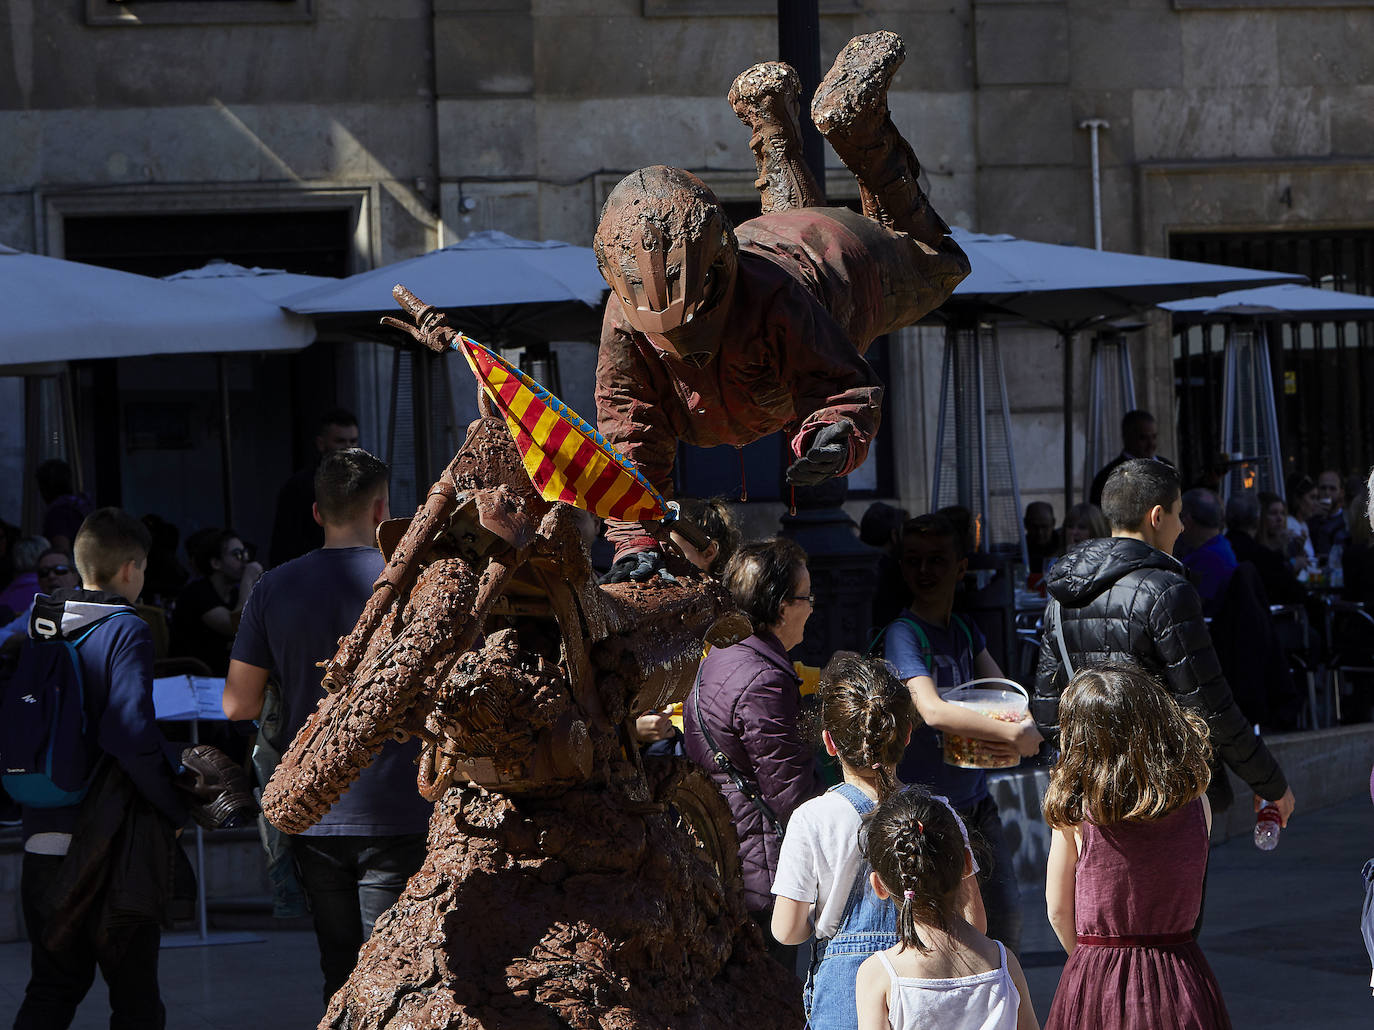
top-left (456, 334), bottom-right (668, 522)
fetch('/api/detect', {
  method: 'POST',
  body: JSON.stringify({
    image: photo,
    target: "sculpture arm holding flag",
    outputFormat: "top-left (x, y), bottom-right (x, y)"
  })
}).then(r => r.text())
top-left (383, 287), bottom-right (710, 584)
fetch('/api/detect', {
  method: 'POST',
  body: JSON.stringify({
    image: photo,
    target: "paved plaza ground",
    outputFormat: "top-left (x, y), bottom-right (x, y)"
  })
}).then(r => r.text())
top-left (2, 795), bottom-right (1370, 1028)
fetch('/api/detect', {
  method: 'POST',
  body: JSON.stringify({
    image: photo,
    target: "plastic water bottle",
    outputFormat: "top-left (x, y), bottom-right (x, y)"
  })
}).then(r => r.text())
top-left (1254, 801), bottom-right (1281, 851)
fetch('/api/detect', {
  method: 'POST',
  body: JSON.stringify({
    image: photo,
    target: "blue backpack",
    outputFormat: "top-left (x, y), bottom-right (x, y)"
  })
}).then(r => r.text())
top-left (0, 611), bottom-right (136, 808)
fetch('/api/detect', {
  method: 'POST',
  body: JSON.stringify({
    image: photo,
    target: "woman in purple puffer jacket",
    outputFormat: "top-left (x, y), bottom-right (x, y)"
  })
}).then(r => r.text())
top-left (685, 537), bottom-right (824, 968)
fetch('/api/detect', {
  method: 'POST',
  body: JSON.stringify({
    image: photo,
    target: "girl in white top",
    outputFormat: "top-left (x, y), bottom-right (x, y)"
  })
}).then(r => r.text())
top-left (771, 654), bottom-right (984, 1030)
top-left (856, 789), bottom-right (1039, 1030)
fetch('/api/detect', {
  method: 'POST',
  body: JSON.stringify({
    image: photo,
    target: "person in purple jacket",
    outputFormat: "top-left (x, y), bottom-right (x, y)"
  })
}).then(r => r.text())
top-left (685, 536), bottom-right (824, 969)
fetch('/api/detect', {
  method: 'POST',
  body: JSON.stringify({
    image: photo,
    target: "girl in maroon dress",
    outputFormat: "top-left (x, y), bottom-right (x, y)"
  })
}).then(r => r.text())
top-left (1041, 663), bottom-right (1231, 1030)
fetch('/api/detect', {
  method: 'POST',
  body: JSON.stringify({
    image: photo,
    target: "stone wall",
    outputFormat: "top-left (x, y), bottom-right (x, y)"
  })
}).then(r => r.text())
top-left (2, 0), bottom-right (1373, 520)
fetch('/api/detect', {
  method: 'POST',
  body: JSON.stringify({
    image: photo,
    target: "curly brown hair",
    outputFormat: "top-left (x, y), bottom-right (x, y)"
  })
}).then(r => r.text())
top-left (862, 787), bottom-right (966, 952)
top-left (1041, 663), bottom-right (1212, 830)
top-left (817, 653), bottom-right (915, 803)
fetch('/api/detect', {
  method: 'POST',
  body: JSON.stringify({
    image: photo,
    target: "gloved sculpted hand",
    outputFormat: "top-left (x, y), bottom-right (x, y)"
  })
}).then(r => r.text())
top-left (599, 550), bottom-right (678, 585)
top-left (786, 420), bottom-right (854, 486)
top-left (176, 744), bottom-right (259, 830)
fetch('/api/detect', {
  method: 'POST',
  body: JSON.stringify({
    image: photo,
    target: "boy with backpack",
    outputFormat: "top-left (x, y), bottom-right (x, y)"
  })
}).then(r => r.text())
top-left (875, 513), bottom-right (1042, 955)
top-left (3, 508), bottom-right (188, 1030)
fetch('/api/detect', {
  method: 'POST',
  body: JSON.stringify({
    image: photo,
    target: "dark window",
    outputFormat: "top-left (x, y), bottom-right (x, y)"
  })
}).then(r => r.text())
top-left (1170, 229), bottom-right (1374, 488)
top-left (63, 209), bottom-right (352, 279)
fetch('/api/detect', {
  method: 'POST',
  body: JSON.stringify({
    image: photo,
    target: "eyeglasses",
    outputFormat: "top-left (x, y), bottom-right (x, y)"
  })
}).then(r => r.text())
top-left (790, 594), bottom-right (815, 605)
top-left (38, 564), bottom-right (72, 578)
top-left (227, 548), bottom-right (248, 560)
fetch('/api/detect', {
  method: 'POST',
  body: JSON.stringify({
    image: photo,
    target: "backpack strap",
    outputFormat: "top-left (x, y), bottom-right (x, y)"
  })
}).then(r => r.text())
top-left (690, 667), bottom-right (785, 840)
top-left (870, 613), bottom-right (974, 671)
top-left (949, 613), bottom-right (975, 652)
top-left (867, 614), bottom-right (935, 671)
top-left (68, 609), bottom-right (140, 648)
top-left (1048, 601), bottom-right (1076, 681)
top-left (60, 610), bottom-right (141, 734)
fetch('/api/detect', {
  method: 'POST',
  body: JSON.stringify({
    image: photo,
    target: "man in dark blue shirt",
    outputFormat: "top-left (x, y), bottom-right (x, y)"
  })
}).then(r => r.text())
top-left (225, 448), bottom-right (432, 1004)
top-left (878, 513), bottom-right (1042, 953)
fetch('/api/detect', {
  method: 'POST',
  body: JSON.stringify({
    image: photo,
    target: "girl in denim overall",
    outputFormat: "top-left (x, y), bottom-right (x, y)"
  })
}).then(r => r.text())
top-left (771, 654), bottom-right (984, 1030)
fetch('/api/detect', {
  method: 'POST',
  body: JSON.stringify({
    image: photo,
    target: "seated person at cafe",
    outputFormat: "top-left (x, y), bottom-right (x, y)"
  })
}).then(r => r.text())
top-left (171, 529), bottom-right (263, 676)
top-left (875, 513), bottom-right (1043, 953)
top-left (1226, 493), bottom-right (1304, 606)
top-left (1309, 468), bottom-right (1350, 560)
top-left (1023, 501), bottom-right (1059, 574)
top-left (1058, 502), bottom-right (1110, 556)
top-left (1178, 488), bottom-right (1236, 613)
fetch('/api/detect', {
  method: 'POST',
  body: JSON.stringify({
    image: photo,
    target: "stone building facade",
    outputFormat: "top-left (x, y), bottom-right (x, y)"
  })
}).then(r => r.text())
top-left (2, 0), bottom-right (1372, 542)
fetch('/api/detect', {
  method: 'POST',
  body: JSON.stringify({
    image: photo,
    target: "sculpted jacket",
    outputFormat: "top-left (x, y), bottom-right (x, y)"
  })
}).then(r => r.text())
top-left (1032, 536), bottom-right (1288, 802)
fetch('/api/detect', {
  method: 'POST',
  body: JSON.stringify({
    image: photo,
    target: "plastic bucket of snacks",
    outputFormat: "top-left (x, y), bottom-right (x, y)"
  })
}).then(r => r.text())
top-left (941, 678), bottom-right (1030, 769)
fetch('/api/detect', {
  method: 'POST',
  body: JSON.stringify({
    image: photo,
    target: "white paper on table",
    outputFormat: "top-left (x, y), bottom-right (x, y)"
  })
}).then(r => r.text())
top-left (152, 675), bottom-right (230, 721)
top-left (152, 675), bottom-right (198, 720)
top-left (190, 677), bottom-right (229, 720)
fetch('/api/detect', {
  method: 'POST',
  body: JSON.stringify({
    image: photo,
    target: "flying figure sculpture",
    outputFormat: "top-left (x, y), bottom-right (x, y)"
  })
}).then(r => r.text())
top-left (595, 30), bottom-right (970, 582)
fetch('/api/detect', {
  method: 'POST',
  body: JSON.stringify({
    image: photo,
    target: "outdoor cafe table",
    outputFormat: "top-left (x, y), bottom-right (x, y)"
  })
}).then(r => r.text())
top-left (153, 674), bottom-right (262, 949)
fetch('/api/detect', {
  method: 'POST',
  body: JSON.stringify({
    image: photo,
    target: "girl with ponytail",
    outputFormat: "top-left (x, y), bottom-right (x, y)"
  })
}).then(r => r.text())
top-left (856, 789), bottom-right (1038, 1030)
top-left (771, 653), bottom-right (983, 1030)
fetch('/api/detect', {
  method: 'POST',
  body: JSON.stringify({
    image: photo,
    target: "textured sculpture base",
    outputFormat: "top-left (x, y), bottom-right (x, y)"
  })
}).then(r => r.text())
top-left (326, 762), bottom-right (801, 1030)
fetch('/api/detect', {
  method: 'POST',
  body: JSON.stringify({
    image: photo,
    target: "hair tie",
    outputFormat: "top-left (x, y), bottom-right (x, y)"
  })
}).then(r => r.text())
top-left (902, 889), bottom-right (915, 901)
top-left (916, 820), bottom-right (924, 834)
top-left (871, 762), bottom-right (883, 771)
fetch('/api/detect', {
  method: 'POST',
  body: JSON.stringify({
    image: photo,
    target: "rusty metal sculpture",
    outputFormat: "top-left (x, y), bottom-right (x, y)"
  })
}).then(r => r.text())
top-left (261, 295), bottom-right (798, 1025)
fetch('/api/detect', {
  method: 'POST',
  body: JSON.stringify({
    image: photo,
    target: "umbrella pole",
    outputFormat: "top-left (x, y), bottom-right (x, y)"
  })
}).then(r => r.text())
top-left (414, 347), bottom-right (434, 495)
top-left (217, 354), bottom-right (235, 529)
top-left (1062, 329), bottom-right (1075, 512)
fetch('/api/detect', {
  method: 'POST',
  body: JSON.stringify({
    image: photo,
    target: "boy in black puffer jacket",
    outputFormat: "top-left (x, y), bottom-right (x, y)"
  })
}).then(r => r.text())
top-left (1033, 459), bottom-right (1295, 828)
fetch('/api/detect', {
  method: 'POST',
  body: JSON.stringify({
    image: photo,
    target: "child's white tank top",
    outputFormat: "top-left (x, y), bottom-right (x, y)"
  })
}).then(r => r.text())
top-left (877, 942), bottom-right (1019, 1030)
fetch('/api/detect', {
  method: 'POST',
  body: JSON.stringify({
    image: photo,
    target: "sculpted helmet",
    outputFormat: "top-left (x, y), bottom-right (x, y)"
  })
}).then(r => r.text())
top-left (593, 166), bottom-right (739, 369)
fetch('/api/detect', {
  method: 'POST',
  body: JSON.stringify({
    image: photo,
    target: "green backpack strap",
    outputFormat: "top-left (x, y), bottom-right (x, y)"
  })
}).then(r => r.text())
top-left (867, 614), bottom-right (935, 671)
top-left (869, 613), bottom-right (975, 673)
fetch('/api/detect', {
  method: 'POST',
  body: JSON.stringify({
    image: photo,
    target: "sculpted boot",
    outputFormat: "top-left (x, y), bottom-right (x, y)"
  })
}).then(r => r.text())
top-left (728, 61), bottom-right (822, 214)
top-left (811, 31), bottom-right (950, 246)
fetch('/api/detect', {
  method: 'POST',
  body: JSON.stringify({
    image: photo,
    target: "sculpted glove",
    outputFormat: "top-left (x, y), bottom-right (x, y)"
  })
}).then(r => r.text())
top-left (177, 744), bottom-right (259, 830)
top-left (599, 550), bottom-right (677, 585)
top-left (786, 420), bottom-right (854, 486)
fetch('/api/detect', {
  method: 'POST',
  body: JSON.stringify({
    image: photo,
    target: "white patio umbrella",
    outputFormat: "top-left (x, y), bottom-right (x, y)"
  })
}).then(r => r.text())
top-left (1161, 283), bottom-right (1374, 501)
top-left (1159, 282), bottom-right (1374, 322)
top-left (281, 231), bottom-right (607, 488)
top-left (158, 261), bottom-right (337, 528)
top-left (935, 230), bottom-right (1307, 510)
top-left (0, 244), bottom-right (315, 367)
top-left (281, 230), bottom-right (606, 346)
top-left (164, 258), bottom-right (337, 304)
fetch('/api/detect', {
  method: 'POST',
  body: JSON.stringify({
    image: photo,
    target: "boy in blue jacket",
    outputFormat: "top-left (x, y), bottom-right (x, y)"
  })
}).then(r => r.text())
top-left (14, 507), bottom-right (188, 1030)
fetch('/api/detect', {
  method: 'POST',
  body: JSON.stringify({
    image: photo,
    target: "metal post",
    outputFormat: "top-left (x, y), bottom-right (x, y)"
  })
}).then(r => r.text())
top-left (413, 348), bottom-right (433, 496)
top-left (217, 355), bottom-right (235, 529)
top-left (777, 0), bottom-right (827, 202)
top-left (1062, 330), bottom-right (1075, 511)
top-left (1079, 119), bottom-right (1109, 250)
top-left (993, 337), bottom-right (1030, 569)
top-left (932, 325), bottom-right (954, 508)
top-left (975, 327), bottom-right (990, 552)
